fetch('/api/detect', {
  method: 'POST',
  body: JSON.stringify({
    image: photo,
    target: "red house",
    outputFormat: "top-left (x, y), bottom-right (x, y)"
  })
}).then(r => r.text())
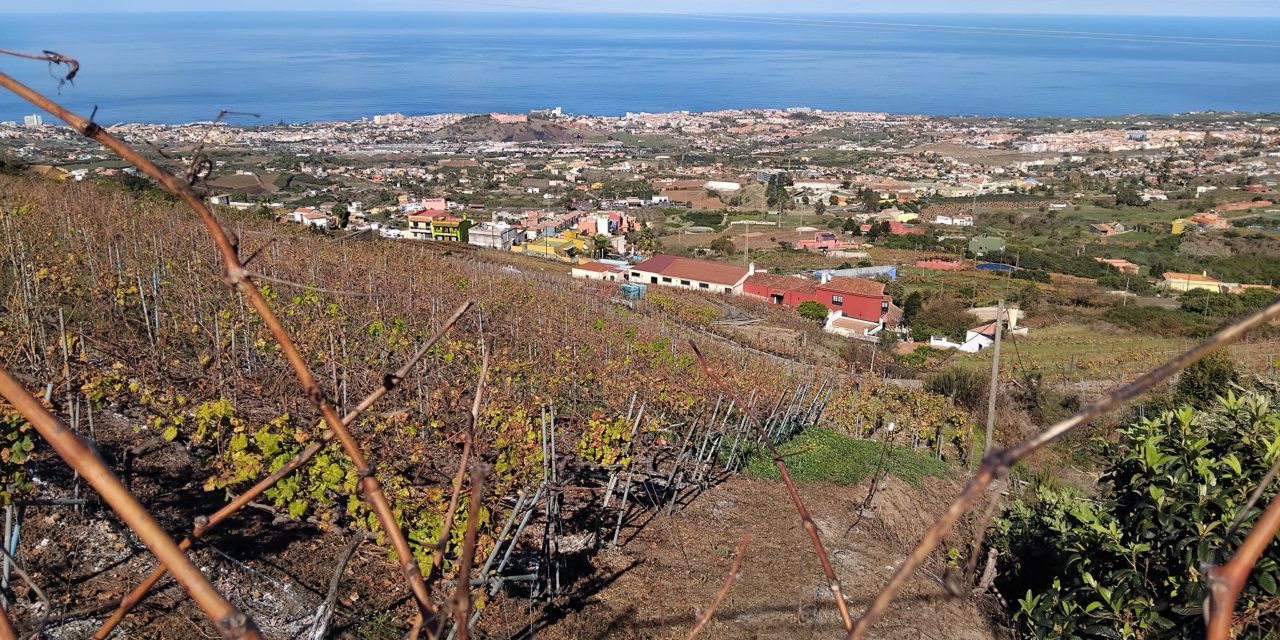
top-left (743, 273), bottom-right (820, 306)
top-left (815, 277), bottom-right (892, 324)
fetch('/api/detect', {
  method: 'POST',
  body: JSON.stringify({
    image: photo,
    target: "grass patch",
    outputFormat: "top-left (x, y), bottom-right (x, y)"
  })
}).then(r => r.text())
top-left (744, 428), bottom-right (947, 486)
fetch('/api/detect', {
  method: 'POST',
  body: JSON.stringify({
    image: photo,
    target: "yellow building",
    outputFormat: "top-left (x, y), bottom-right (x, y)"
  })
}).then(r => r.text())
top-left (1159, 271), bottom-right (1226, 293)
top-left (894, 211), bottom-right (919, 223)
top-left (512, 230), bottom-right (587, 263)
top-left (1170, 218), bottom-right (1187, 235)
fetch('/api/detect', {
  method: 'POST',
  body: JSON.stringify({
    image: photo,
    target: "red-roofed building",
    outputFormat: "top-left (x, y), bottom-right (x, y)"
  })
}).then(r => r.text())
top-left (815, 277), bottom-right (893, 324)
top-left (887, 221), bottom-right (925, 236)
top-left (627, 254), bottom-right (753, 295)
top-left (743, 273), bottom-right (820, 306)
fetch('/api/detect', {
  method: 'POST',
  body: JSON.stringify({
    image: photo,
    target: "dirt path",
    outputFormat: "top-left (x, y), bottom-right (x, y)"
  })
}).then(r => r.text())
top-left (493, 475), bottom-right (1000, 640)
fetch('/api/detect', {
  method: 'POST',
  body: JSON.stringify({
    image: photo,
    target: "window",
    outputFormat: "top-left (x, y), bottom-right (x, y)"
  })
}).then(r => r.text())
top-left (650, 277), bottom-right (658, 284)
top-left (832, 295), bottom-right (844, 306)
top-left (724, 287), bottom-right (731, 294)
top-left (881, 300), bottom-right (890, 314)
top-left (662, 277), bottom-right (672, 283)
top-left (680, 280), bottom-right (690, 286)
top-left (699, 283), bottom-right (709, 289)
top-left (632, 271), bottom-right (641, 278)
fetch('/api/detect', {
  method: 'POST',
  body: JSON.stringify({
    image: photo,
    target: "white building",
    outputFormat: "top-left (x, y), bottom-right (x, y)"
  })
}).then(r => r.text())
top-left (934, 214), bottom-right (975, 227)
top-left (22, 114), bottom-right (43, 127)
top-left (627, 254), bottom-right (753, 295)
top-left (928, 322), bottom-right (999, 353)
top-left (468, 220), bottom-right (521, 251)
top-left (704, 180), bottom-right (742, 192)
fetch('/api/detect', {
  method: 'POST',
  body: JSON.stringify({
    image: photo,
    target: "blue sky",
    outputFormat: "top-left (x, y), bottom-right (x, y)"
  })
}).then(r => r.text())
top-left (2, 0), bottom-right (1278, 15)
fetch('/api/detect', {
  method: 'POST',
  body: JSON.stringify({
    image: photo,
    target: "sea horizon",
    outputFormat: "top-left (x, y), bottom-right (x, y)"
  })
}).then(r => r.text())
top-left (2, 11), bottom-right (1279, 124)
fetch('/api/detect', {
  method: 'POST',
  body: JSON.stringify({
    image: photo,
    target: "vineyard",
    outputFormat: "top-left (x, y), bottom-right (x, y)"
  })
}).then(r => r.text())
top-left (3, 54), bottom-right (1280, 640)
top-left (0, 172), bottom-right (985, 638)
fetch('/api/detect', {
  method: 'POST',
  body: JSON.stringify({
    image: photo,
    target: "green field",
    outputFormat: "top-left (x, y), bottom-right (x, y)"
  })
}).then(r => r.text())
top-left (746, 428), bottom-right (947, 486)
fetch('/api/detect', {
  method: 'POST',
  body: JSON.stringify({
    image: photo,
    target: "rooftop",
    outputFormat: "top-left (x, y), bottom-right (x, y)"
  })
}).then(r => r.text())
top-left (632, 254), bottom-right (750, 286)
top-left (817, 276), bottom-right (886, 298)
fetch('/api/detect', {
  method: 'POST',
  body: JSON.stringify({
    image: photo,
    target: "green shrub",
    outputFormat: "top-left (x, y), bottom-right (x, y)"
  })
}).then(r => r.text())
top-left (925, 367), bottom-right (989, 412)
top-left (797, 300), bottom-right (830, 323)
top-left (1175, 352), bottom-right (1240, 409)
top-left (994, 390), bottom-right (1280, 639)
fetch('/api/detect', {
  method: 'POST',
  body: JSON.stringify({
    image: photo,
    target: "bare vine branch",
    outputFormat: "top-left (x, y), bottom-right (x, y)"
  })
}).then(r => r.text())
top-left (685, 529), bottom-right (751, 640)
top-left (849, 295), bottom-right (1280, 639)
top-left (0, 49), bottom-right (78, 85)
top-left (689, 341), bottom-right (853, 631)
top-left (0, 367), bottom-right (259, 639)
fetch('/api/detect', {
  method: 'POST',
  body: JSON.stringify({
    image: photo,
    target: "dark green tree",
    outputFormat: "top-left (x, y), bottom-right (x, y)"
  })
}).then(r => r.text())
top-left (797, 300), bottom-right (829, 323)
top-left (333, 203), bottom-right (349, 229)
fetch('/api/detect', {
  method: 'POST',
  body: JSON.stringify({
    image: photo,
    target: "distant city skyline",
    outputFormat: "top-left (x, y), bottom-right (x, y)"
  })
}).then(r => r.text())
top-left (3, 0), bottom-right (1280, 16)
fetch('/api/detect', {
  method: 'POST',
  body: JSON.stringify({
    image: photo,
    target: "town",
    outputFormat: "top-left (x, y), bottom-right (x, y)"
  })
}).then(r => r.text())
top-left (6, 105), bottom-right (1275, 365)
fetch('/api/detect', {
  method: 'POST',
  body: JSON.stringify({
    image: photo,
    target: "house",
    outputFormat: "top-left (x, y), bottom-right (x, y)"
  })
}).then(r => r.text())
top-left (1159, 271), bottom-right (1228, 293)
top-left (512, 231), bottom-right (588, 263)
top-left (290, 206), bottom-right (330, 228)
top-left (406, 209), bottom-right (447, 240)
top-left (1096, 258), bottom-right (1140, 275)
top-left (1188, 212), bottom-right (1230, 230)
top-left (429, 216), bottom-right (474, 243)
top-left (1089, 223), bottom-right (1120, 236)
top-left (626, 254), bottom-right (753, 295)
top-left (468, 220), bottom-right (521, 251)
top-left (824, 311), bottom-right (884, 341)
top-left (1170, 218), bottom-right (1188, 235)
top-left (933, 214), bottom-right (975, 227)
top-left (743, 273), bottom-right (819, 307)
top-left (814, 277), bottom-right (893, 324)
top-left (929, 322), bottom-right (997, 353)
top-left (795, 231), bottom-right (860, 253)
top-left (969, 235), bottom-right (1006, 256)
top-left (571, 261), bottom-right (626, 282)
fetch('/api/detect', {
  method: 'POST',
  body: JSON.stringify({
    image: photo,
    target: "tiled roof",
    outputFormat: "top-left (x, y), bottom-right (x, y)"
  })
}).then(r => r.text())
top-left (573, 261), bottom-right (617, 273)
top-left (632, 254), bottom-right (749, 286)
top-left (817, 276), bottom-right (886, 298)
top-left (1162, 272), bottom-right (1222, 283)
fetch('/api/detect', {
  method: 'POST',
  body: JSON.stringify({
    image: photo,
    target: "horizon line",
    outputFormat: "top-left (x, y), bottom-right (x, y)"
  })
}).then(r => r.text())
top-left (4, 9), bottom-right (1280, 17)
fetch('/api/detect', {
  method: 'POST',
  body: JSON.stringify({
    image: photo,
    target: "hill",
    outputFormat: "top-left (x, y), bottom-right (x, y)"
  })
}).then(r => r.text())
top-left (425, 114), bottom-right (591, 143)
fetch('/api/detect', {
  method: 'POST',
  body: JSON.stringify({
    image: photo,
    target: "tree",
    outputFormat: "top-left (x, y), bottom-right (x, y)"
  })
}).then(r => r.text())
top-left (708, 236), bottom-right (735, 255)
top-left (333, 203), bottom-right (349, 229)
top-left (1011, 283), bottom-right (1043, 315)
top-left (590, 234), bottom-right (612, 259)
top-left (909, 294), bottom-right (977, 342)
top-left (829, 193), bottom-right (839, 206)
top-left (859, 187), bottom-right (881, 213)
top-left (632, 225), bottom-right (659, 254)
top-left (797, 300), bottom-right (829, 323)
top-left (1175, 352), bottom-right (1239, 408)
top-left (902, 291), bottom-right (924, 325)
top-left (814, 200), bottom-right (827, 216)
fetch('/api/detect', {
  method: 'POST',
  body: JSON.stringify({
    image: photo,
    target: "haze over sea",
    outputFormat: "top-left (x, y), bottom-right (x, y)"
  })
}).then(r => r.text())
top-left (2, 11), bottom-right (1279, 124)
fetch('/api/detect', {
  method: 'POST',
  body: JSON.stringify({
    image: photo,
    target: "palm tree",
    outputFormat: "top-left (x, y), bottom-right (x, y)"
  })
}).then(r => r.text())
top-left (591, 234), bottom-right (612, 259)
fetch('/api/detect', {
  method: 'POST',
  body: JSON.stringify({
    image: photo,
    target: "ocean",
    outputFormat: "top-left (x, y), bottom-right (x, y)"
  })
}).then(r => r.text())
top-left (1, 11), bottom-right (1279, 124)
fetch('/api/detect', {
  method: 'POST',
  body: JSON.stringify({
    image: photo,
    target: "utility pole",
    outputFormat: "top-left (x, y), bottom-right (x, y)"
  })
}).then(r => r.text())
top-left (983, 300), bottom-right (1005, 459)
